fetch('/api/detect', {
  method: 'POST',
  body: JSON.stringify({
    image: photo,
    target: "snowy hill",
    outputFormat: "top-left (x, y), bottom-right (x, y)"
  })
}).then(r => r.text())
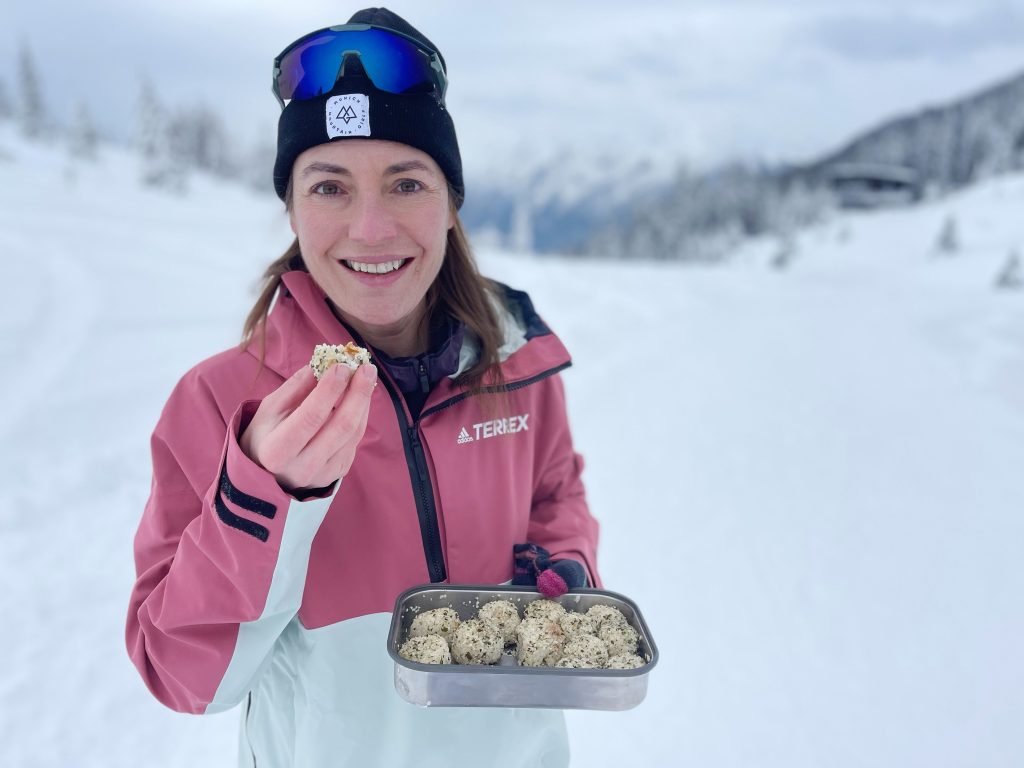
top-left (1, 123), bottom-right (1023, 767)
top-left (798, 67), bottom-right (1024, 189)
top-left (583, 66), bottom-right (1024, 263)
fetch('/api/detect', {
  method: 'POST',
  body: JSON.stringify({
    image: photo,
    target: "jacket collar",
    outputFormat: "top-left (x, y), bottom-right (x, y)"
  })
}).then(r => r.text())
top-left (246, 270), bottom-right (572, 385)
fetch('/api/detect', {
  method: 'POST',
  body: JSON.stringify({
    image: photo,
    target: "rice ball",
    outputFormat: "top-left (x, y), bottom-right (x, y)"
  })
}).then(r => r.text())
top-left (309, 342), bottom-right (371, 380)
top-left (599, 619), bottom-right (639, 657)
top-left (408, 607), bottom-right (461, 645)
top-left (586, 604), bottom-right (628, 630)
top-left (524, 598), bottom-right (566, 622)
top-left (559, 611), bottom-right (598, 640)
top-left (515, 617), bottom-right (566, 667)
top-left (560, 635), bottom-right (609, 669)
top-left (451, 619), bottom-right (504, 665)
top-left (478, 600), bottom-right (520, 645)
top-left (399, 635), bottom-right (451, 665)
top-left (606, 653), bottom-right (646, 670)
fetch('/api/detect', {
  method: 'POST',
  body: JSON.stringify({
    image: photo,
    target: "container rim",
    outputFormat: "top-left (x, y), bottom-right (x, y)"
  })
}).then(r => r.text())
top-left (387, 583), bottom-right (659, 676)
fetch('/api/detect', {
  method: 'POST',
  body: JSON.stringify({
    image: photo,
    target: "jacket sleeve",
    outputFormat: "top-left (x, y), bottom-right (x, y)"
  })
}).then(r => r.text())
top-left (528, 373), bottom-right (603, 588)
top-left (125, 367), bottom-right (336, 714)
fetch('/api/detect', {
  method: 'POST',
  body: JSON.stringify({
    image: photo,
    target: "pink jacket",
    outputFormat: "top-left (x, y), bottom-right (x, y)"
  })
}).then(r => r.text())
top-left (126, 270), bottom-right (601, 767)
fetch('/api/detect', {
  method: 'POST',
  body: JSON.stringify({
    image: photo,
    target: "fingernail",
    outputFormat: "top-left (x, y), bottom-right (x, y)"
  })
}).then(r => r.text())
top-left (334, 363), bottom-right (353, 379)
top-left (360, 363), bottom-right (378, 381)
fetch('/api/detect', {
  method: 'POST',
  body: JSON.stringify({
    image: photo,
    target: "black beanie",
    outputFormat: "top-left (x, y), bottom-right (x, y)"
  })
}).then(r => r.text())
top-left (272, 7), bottom-right (464, 207)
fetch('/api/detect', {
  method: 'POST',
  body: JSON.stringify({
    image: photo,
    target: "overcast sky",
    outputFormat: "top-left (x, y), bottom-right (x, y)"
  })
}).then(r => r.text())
top-left (3, 0), bottom-right (1023, 178)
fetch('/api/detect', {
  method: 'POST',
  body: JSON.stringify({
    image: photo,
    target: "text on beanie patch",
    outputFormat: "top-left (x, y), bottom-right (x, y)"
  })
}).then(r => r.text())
top-left (326, 94), bottom-right (371, 138)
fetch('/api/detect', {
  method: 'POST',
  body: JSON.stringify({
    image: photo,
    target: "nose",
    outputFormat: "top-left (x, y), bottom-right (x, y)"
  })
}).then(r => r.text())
top-left (347, 192), bottom-right (397, 245)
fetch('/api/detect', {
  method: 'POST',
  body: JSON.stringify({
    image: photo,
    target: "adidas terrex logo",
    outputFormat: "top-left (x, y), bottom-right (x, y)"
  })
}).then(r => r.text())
top-left (457, 414), bottom-right (530, 444)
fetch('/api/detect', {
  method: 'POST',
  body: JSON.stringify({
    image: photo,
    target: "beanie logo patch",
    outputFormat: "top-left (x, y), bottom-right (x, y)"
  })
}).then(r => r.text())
top-left (326, 94), bottom-right (370, 138)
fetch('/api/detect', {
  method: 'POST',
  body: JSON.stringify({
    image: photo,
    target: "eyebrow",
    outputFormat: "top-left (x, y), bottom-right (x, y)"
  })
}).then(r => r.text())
top-left (299, 159), bottom-right (435, 178)
top-left (384, 160), bottom-right (433, 176)
top-left (300, 162), bottom-right (351, 178)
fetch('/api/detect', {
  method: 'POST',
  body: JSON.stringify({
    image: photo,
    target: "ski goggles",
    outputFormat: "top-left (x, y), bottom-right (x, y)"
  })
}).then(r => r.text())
top-left (272, 24), bottom-right (448, 109)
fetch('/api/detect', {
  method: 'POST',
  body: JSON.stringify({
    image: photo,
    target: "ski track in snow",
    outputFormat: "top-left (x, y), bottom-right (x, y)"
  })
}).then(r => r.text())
top-left (0, 243), bottom-right (101, 437)
top-left (2, 124), bottom-right (1023, 767)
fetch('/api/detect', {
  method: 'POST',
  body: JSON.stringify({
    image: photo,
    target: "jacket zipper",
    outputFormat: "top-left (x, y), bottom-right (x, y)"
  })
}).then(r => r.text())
top-left (410, 361), bottom-right (572, 581)
top-left (375, 362), bottom-right (448, 583)
top-left (337, 320), bottom-right (572, 584)
top-left (406, 425), bottom-right (446, 582)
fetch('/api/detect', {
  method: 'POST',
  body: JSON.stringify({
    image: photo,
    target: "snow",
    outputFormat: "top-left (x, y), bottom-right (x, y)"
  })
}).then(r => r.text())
top-left (1, 122), bottom-right (1022, 767)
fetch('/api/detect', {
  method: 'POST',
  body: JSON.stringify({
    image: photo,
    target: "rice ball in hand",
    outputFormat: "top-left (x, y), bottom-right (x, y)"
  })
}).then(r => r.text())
top-left (309, 342), bottom-right (370, 380)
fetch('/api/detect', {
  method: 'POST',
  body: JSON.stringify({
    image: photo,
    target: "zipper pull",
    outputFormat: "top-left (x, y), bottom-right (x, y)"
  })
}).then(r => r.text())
top-left (408, 427), bottom-right (426, 480)
top-left (418, 362), bottom-right (430, 394)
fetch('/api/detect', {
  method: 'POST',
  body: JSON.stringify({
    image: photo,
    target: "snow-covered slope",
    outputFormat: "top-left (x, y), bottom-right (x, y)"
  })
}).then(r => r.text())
top-left (1, 124), bottom-right (1022, 767)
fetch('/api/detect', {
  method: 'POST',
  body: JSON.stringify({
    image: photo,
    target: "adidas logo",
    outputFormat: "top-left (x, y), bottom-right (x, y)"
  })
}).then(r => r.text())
top-left (457, 414), bottom-right (530, 445)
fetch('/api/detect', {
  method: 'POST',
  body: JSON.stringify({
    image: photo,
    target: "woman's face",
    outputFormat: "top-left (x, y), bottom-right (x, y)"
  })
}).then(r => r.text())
top-left (289, 139), bottom-right (453, 344)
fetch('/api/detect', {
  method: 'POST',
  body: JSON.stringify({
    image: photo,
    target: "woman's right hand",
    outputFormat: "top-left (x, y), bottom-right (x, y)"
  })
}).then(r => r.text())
top-left (239, 362), bottom-right (378, 493)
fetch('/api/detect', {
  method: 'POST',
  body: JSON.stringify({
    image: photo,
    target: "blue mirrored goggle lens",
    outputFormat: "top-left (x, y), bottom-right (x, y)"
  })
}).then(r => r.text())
top-left (277, 28), bottom-right (439, 102)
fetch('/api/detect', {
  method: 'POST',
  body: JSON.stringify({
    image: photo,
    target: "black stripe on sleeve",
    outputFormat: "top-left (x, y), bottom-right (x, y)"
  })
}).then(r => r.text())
top-left (214, 491), bottom-right (270, 542)
top-left (219, 466), bottom-right (277, 519)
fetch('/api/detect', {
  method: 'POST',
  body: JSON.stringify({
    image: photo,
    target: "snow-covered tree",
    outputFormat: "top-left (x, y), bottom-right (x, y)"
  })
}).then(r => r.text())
top-left (935, 215), bottom-right (960, 255)
top-left (0, 77), bottom-right (13, 121)
top-left (137, 77), bottom-right (186, 190)
top-left (995, 248), bottom-right (1022, 290)
top-left (18, 43), bottom-right (47, 139)
top-left (69, 102), bottom-right (99, 161)
top-left (163, 110), bottom-right (192, 194)
top-left (510, 195), bottom-right (533, 253)
top-left (771, 231), bottom-right (797, 270)
top-left (184, 105), bottom-right (232, 176)
top-left (241, 139), bottom-right (277, 192)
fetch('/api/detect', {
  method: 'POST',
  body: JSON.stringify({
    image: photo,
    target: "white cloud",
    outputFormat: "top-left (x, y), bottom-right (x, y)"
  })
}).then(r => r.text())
top-left (2, 0), bottom-right (1022, 177)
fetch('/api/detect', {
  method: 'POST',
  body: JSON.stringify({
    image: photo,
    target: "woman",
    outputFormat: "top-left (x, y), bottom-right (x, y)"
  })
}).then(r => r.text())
top-left (126, 8), bottom-right (601, 767)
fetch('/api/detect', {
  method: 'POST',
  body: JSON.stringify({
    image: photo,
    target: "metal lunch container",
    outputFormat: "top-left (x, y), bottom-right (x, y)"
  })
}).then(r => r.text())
top-left (387, 584), bottom-right (659, 710)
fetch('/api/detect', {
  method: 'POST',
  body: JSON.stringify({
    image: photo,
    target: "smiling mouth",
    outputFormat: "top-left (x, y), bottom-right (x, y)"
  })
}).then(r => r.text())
top-left (341, 258), bottom-right (410, 275)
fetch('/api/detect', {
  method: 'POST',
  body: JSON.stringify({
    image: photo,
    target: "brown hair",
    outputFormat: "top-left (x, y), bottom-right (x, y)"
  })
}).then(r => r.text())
top-left (238, 180), bottom-right (508, 395)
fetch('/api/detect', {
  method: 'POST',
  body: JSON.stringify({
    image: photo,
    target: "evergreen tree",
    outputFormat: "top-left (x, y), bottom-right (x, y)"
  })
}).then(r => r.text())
top-left (995, 248), bottom-right (1022, 290)
top-left (164, 109), bottom-right (191, 193)
top-left (242, 139), bottom-right (277, 192)
top-left (187, 105), bottom-right (230, 176)
top-left (935, 215), bottom-right (960, 255)
top-left (18, 43), bottom-right (47, 139)
top-left (137, 77), bottom-right (173, 187)
top-left (69, 102), bottom-right (99, 161)
top-left (0, 76), bottom-right (13, 120)
top-left (771, 231), bottom-right (797, 270)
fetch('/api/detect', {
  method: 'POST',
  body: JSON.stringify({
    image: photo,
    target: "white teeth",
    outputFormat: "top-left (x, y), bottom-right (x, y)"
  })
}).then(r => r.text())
top-left (344, 259), bottom-right (405, 274)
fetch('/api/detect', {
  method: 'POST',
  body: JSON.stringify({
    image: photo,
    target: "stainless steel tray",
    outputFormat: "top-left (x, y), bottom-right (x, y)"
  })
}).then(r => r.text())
top-left (387, 584), bottom-right (659, 710)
